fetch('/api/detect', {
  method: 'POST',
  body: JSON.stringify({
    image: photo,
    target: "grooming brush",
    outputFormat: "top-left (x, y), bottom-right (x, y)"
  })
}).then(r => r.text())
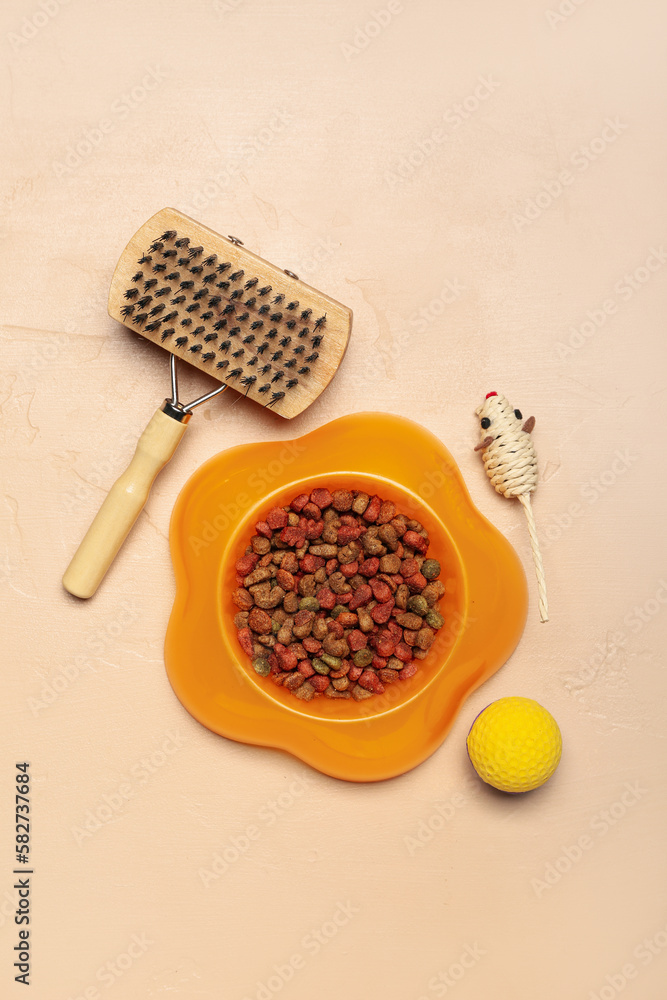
top-left (474, 391), bottom-right (548, 622)
top-left (62, 208), bottom-right (352, 599)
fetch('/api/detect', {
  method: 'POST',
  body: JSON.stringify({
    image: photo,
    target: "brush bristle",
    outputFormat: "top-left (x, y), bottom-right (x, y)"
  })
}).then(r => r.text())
top-left (120, 228), bottom-right (329, 412)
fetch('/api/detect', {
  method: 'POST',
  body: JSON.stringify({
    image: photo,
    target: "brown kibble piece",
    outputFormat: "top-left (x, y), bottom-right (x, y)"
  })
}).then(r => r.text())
top-left (331, 489), bottom-right (353, 511)
top-left (244, 566), bottom-right (274, 587)
top-left (352, 683), bottom-right (373, 701)
top-left (357, 607), bottom-right (374, 632)
top-left (294, 681), bottom-right (315, 701)
top-left (283, 592), bottom-right (299, 613)
top-left (248, 608), bottom-right (272, 634)
top-left (379, 553), bottom-right (400, 573)
top-left (284, 672), bottom-right (305, 691)
top-left (378, 668), bottom-right (400, 683)
top-left (352, 492), bottom-right (370, 514)
top-left (309, 543), bottom-right (338, 558)
top-left (251, 535), bottom-right (271, 555)
top-left (329, 572), bottom-right (351, 595)
top-left (312, 618), bottom-right (329, 640)
top-left (397, 612), bottom-right (423, 630)
top-left (322, 634), bottom-right (349, 658)
top-left (232, 588), bottom-right (254, 610)
top-left (378, 524), bottom-right (399, 550)
top-left (416, 627), bottom-right (435, 650)
top-left (254, 585), bottom-right (285, 609)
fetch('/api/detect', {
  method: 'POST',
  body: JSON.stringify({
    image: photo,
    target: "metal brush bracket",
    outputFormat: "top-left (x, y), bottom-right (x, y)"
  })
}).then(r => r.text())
top-left (161, 352), bottom-right (227, 422)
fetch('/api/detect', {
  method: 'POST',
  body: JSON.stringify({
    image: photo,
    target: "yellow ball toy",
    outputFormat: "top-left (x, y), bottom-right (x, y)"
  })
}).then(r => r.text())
top-left (466, 697), bottom-right (562, 793)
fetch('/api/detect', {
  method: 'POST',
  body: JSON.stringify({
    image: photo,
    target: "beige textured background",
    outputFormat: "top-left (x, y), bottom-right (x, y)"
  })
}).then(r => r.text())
top-left (2, 1), bottom-right (666, 997)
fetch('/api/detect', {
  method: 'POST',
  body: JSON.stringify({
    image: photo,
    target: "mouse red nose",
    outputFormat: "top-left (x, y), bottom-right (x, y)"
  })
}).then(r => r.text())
top-left (485, 391), bottom-right (498, 399)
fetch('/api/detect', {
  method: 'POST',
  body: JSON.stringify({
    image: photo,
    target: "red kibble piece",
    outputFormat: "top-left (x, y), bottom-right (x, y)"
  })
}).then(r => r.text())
top-left (400, 661), bottom-right (418, 679)
top-left (403, 530), bottom-right (428, 554)
top-left (235, 553), bottom-right (258, 575)
top-left (339, 514), bottom-right (358, 526)
top-left (290, 493), bottom-right (309, 512)
top-left (276, 568), bottom-right (296, 591)
top-left (363, 496), bottom-right (382, 522)
top-left (280, 525), bottom-right (306, 547)
top-left (405, 572), bottom-right (427, 592)
top-left (235, 573), bottom-right (245, 586)
top-left (326, 619), bottom-right (344, 639)
top-left (310, 488), bottom-right (333, 509)
top-left (275, 645), bottom-right (297, 671)
top-left (265, 507), bottom-right (288, 529)
top-left (394, 641), bottom-right (413, 662)
top-left (255, 520), bottom-right (272, 538)
top-left (374, 635), bottom-right (397, 658)
top-left (316, 587), bottom-right (336, 610)
top-left (349, 584), bottom-right (372, 610)
top-left (400, 558), bottom-right (419, 577)
top-left (340, 561), bottom-right (358, 578)
top-left (302, 637), bottom-right (321, 654)
top-left (377, 500), bottom-right (396, 524)
top-left (358, 557), bottom-right (380, 577)
top-left (298, 661), bottom-right (315, 678)
top-left (305, 519), bottom-right (324, 539)
top-left (348, 665), bottom-right (363, 681)
top-left (336, 611), bottom-right (358, 628)
top-left (300, 554), bottom-right (325, 573)
top-left (310, 675), bottom-right (331, 692)
top-left (371, 655), bottom-right (388, 671)
top-left (335, 591), bottom-right (352, 603)
top-left (358, 669), bottom-right (385, 694)
top-left (386, 620), bottom-right (403, 641)
top-left (370, 578), bottom-right (392, 603)
top-left (371, 601), bottom-right (394, 624)
top-left (347, 629), bottom-right (367, 652)
top-left (337, 524), bottom-right (361, 544)
top-left (237, 628), bottom-right (254, 656)
top-left (325, 558), bottom-right (339, 575)
top-left (302, 502), bottom-right (321, 520)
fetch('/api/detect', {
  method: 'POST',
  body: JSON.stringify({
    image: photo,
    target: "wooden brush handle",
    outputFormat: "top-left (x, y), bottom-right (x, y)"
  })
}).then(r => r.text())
top-left (62, 404), bottom-right (190, 599)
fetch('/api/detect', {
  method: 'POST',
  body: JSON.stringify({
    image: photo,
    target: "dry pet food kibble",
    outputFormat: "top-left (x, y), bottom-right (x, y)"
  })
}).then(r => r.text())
top-left (231, 488), bottom-right (446, 701)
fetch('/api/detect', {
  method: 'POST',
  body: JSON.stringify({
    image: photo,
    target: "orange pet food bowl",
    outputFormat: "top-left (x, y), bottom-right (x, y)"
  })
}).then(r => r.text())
top-left (165, 412), bottom-right (527, 782)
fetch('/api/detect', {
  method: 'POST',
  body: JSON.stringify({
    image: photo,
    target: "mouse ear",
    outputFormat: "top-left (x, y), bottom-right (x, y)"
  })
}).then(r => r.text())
top-left (522, 416), bottom-right (536, 434)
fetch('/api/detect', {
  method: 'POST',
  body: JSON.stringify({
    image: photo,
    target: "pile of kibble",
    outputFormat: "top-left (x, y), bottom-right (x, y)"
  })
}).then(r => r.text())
top-left (232, 488), bottom-right (445, 702)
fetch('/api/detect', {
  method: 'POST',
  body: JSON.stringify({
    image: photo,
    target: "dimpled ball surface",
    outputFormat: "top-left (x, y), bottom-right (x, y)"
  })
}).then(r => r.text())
top-left (466, 697), bottom-right (562, 793)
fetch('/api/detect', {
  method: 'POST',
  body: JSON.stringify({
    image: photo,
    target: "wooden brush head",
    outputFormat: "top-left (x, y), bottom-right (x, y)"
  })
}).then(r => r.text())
top-left (108, 208), bottom-right (352, 418)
